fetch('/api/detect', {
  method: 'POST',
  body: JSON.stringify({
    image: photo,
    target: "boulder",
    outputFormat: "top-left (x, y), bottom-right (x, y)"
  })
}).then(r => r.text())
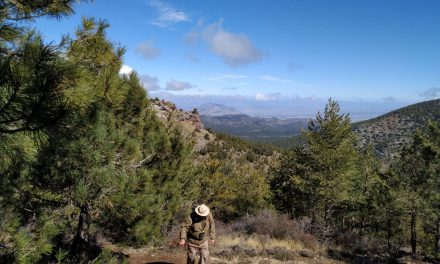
top-left (299, 249), bottom-right (315, 258)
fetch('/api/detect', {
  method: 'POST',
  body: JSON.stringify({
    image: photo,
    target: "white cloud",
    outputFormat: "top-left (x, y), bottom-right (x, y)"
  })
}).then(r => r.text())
top-left (166, 79), bottom-right (195, 91)
top-left (148, 0), bottom-right (190, 28)
top-left (420, 87), bottom-right (440, 99)
top-left (208, 74), bottom-right (248, 81)
top-left (259, 75), bottom-right (292, 83)
top-left (202, 19), bottom-right (263, 67)
top-left (119, 64), bottom-right (133, 75)
top-left (140, 74), bottom-right (162, 91)
top-left (136, 41), bottom-right (160, 60)
top-left (255, 93), bottom-right (282, 101)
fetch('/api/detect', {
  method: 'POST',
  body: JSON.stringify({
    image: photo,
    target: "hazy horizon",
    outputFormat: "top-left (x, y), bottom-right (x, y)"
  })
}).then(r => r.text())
top-left (154, 92), bottom-right (417, 121)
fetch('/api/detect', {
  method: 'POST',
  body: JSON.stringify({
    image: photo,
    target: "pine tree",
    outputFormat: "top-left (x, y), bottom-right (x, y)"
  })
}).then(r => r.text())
top-left (396, 121), bottom-right (440, 258)
top-left (271, 99), bottom-right (362, 242)
top-left (1, 11), bottom-right (194, 262)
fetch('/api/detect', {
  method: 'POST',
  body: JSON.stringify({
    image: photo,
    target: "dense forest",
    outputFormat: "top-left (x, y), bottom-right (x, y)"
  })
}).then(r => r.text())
top-left (1, 1), bottom-right (440, 263)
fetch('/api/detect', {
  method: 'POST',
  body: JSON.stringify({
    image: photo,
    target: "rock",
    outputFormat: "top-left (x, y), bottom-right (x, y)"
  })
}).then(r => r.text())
top-left (395, 256), bottom-right (413, 264)
top-left (232, 245), bottom-right (245, 255)
top-left (150, 99), bottom-right (212, 152)
top-left (266, 247), bottom-right (296, 261)
top-left (327, 248), bottom-right (343, 259)
top-left (299, 249), bottom-right (315, 258)
top-left (214, 247), bottom-right (233, 259)
top-left (244, 248), bottom-right (259, 257)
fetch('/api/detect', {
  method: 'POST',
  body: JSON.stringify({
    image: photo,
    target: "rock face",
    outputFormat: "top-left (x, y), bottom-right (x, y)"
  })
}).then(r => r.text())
top-left (150, 98), bottom-right (213, 152)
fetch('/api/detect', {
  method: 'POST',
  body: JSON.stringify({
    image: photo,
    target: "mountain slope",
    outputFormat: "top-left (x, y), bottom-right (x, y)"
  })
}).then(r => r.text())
top-left (200, 114), bottom-right (308, 143)
top-left (198, 103), bottom-right (243, 116)
top-left (354, 98), bottom-right (440, 160)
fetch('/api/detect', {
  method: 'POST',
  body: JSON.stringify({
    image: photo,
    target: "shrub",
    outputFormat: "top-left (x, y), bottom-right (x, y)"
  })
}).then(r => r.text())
top-left (241, 210), bottom-right (317, 250)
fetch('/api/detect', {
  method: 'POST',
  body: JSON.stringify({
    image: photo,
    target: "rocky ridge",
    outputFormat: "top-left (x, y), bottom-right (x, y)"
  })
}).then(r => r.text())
top-left (150, 98), bottom-right (213, 152)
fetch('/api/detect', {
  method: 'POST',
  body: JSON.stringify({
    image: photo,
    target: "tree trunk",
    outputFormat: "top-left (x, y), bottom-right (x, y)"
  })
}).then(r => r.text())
top-left (411, 210), bottom-right (417, 259)
top-left (71, 205), bottom-right (87, 256)
top-left (359, 215), bottom-right (365, 240)
top-left (435, 216), bottom-right (440, 256)
top-left (387, 209), bottom-right (392, 252)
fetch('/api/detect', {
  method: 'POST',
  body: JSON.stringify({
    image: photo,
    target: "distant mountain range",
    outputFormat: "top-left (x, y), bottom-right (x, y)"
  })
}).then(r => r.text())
top-left (199, 103), bottom-right (308, 143)
top-left (198, 103), bottom-right (243, 116)
top-left (199, 99), bottom-right (440, 160)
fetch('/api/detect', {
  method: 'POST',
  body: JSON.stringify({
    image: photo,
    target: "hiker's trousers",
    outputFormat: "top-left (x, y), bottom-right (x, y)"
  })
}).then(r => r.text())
top-left (187, 240), bottom-right (209, 264)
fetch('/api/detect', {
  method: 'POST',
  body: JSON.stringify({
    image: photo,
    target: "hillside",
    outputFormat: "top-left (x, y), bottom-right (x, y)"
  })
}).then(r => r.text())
top-left (200, 113), bottom-right (308, 143)
top-left (353, 99), bottom-right (440, 160)
top-left (198, 103), bottom-right (243, 116)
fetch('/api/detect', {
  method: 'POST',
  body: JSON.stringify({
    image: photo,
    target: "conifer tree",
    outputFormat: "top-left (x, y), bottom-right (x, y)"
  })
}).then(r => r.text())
top-left (271, 99), bottom-right (361, 242)
top-left (396, 121), bottom-right (440, 258)
top-left (1, 9), bottom-right (194, 262)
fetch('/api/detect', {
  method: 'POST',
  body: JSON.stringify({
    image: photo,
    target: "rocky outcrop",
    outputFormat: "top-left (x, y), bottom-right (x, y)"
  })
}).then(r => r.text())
top-left (150, 98), bottom-right (213, 152)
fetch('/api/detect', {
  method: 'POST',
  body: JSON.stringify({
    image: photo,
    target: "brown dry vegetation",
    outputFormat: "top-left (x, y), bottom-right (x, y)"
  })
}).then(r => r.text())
top-left (106, 211), bottom-right (346, 264)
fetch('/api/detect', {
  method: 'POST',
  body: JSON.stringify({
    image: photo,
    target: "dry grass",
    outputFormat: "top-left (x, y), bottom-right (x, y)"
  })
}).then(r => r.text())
top-left (217, 233), bottom-right (304, 252)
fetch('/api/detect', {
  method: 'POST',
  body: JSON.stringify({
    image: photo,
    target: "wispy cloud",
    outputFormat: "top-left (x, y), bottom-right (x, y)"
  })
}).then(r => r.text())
top-left (148, 0), bottom-right (190, 28)
top-left (259, 75), bottom-right (293, 83)
top-left (136, 41), bottom-right (160, 60)
top-left (420, 87), bottom-right (440, 99)
top-left (383, 96), bottom-right (397, 102)
top-left (287, 62), bottom-right (304, 72)
top-left (185, 18), bottom-right (204, 45)
top-left (140, 74), bottom-right (162, 91)
top-left (187, 52), bottom-right (199, 63)
top-left (255, 92), bottom-right (282, 101)
top-left (223, 86), bottom-right (237, 91)
top-left (208, 74), bottom-right (248, 81)
top-left (166, 79), bottom-right (195, 91)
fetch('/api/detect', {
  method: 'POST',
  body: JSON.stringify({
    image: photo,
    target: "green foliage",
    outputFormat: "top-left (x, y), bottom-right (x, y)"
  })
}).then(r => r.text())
top-left (270, 99), bottom-right (440, 257)
top-left (0, 212), bottom-right (59, 264)
top-left (198, 133), bottom-right (272, 221)
top-left (198, 158), bottom-right (269, 221)
top-left (0, 32), bottom-right (77, 134)
top-left (392, 120), bottom-right (440, 257)
top-left (270, 99), bottom-right (397, 248)
top-left (271, 99), bottom-right (361, 240)
top-left (0, 5), bottom-right (194, 262)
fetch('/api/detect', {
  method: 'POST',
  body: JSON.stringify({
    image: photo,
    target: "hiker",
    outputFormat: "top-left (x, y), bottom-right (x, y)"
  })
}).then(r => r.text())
top-left (179, 204), bottom-right (216, 264)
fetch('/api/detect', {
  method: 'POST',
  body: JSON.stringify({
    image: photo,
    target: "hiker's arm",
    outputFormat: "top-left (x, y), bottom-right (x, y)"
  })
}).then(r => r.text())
top-left (179, 216), bottom-right (192, 244)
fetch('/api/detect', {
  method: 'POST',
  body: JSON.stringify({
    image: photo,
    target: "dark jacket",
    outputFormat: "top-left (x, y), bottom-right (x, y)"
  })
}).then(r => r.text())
top-left (180, 211), bottom-right (215, 245)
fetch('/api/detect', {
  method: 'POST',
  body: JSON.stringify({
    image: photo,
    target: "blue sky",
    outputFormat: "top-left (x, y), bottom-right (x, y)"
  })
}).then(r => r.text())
top-left (35, 0), bottom-right (440, 119)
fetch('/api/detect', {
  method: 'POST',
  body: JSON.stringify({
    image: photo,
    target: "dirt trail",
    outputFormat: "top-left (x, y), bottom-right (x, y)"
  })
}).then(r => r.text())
top-left (127, 251), bottom-right (186, 264)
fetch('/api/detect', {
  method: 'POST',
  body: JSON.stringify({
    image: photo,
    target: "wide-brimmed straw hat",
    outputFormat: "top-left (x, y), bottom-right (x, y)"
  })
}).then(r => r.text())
top-left (195, 204), bottom-right (210, 217)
